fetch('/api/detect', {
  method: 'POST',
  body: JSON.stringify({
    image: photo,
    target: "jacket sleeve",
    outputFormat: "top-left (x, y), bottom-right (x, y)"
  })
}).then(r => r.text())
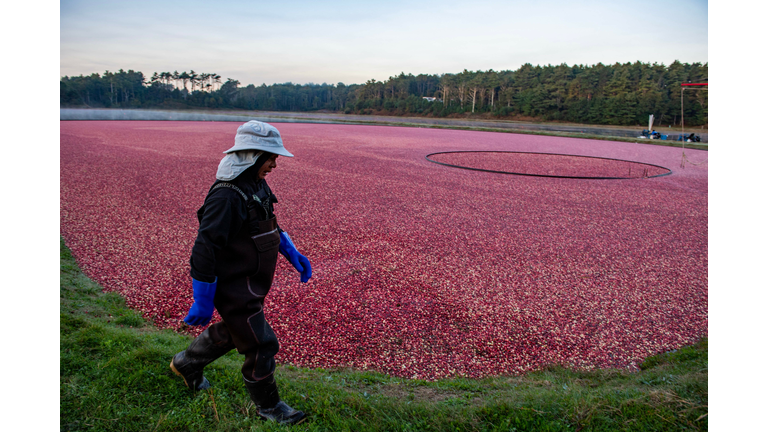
top-left (189, 190), bottom-right (248, 282)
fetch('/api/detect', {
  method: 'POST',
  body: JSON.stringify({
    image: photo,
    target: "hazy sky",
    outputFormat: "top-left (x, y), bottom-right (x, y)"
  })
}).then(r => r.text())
top-left (60, 0), bottom-right (708, 86)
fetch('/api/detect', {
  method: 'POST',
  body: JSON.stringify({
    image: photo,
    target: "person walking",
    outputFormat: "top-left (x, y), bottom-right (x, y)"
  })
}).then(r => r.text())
top-left (170, 120), bottom-right (312, 425)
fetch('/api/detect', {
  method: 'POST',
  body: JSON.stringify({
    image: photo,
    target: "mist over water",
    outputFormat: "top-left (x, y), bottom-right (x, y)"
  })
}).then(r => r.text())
top-left (59, 108), bottom-right (327, 124)
top-left (60, 109), bottom-right (708, 142)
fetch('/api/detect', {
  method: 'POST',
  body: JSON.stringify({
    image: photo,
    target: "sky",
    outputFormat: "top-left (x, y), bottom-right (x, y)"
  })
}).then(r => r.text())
top-left (60, 0), bottom-right (709, 86)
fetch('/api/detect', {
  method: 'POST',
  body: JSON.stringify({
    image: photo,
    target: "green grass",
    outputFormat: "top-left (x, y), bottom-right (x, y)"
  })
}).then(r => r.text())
top-left (61, 237), bottom-right (707, 431)
top-left (258, 116), bottom-right (706, 151)
top-left (69, 107), bottom-right (708, 150)
top-left (243, 110), bottom-right (708, 150)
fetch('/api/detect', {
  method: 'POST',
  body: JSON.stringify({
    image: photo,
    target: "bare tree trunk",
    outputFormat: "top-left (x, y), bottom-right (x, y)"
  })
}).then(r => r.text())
top-left (471, 88), bottom-right (478, 113)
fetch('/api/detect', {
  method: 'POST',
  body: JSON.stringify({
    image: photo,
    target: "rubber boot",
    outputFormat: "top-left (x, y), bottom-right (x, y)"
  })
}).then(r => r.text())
top-left (243, 376), bottom-right (307, 425)
top-left (170, 327), bottom-right (233, 391)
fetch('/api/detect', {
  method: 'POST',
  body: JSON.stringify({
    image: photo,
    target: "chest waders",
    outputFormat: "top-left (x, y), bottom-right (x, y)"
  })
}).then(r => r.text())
top-left (172, 182), bottom-right (306, 424)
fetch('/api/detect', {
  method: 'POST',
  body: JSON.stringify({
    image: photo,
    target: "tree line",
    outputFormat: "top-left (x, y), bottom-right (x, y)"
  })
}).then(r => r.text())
top-left (60, 61), bottom-right (707, 126)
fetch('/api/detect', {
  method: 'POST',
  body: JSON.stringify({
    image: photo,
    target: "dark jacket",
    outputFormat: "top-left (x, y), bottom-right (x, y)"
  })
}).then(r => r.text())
top-left (189, 164), bottom-right (279, 283)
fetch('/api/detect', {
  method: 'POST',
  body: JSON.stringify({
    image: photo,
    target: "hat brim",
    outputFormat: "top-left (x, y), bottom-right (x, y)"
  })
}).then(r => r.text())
top-left (223, 144), bottom-right (294, 157)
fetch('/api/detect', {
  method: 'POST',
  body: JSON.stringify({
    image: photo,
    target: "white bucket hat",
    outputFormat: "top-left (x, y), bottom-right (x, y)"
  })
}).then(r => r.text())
top-left (223, 120), bottom-right (294, 157)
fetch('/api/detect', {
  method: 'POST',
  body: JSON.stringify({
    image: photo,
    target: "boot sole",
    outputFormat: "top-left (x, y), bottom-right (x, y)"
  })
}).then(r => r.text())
top-left (169, 359), bottom-right (191, 389)
top-left (257, 411), bottom-right (308, 425)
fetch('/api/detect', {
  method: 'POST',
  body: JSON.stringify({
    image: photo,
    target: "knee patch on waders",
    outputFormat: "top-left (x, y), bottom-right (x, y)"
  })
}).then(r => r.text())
top-left (242, 310), bottom-right (280, 380)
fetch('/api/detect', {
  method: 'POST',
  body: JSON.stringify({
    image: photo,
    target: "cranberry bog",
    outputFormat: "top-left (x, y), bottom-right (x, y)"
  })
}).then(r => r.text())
top-left (60, 121), bottom-right (708, 381)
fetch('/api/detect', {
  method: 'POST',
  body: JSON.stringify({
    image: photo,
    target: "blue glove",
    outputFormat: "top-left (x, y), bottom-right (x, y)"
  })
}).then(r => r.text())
top-left (279, 231), bottom-right (312, 283)
top-left (184, 278), bottom-right (217, 326)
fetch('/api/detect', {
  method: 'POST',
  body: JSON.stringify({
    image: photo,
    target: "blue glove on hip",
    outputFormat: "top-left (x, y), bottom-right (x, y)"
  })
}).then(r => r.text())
top-left (279, 231), bottom-right (312, 283)
top-left (184, 278), bottom-right (217, 326)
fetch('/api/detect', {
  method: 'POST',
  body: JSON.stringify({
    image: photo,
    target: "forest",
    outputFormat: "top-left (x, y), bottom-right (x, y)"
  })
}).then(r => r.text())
top-left (60, 61), bottom-right (708, 127)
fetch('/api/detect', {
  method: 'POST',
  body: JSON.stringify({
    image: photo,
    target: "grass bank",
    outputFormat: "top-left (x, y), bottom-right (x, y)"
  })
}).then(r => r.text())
top-left (61, 237), bottom-right (707, 431)
top-left (59, 108), bottom-right (708, 150)
top-left (352, 122), bottom-right (710, 150)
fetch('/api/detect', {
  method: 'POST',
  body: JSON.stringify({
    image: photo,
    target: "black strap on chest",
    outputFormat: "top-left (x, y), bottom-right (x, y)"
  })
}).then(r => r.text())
top-left (210, 182), bottom-right (248, 201)
top-left (209, 182), bottom-right (270, 221)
